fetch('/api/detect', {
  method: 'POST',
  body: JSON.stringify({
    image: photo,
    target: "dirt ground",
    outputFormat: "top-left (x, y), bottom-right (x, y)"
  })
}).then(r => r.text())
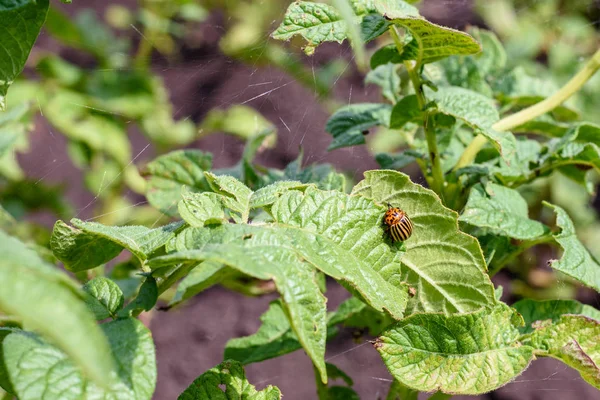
top-left (17, 0), bottom-right (600, 399)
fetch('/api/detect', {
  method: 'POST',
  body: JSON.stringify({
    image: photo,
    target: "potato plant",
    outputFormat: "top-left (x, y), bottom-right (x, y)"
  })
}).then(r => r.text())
top-left (1, 0), bottom-right (600, 399)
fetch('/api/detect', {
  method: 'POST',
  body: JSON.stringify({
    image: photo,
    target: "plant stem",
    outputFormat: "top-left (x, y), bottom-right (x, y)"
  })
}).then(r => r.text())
top-left (428, 392), bottom-right (453, 400)
top-left (389, 26), bottom-right (446, 201)
top-left (455, 48), bottom-right (600, 170)
top-left (489, 234), bottom-right (555, 276)
top-left (385, 379), bottom-right (418, 400)
top-left (313, 364), bottom-right (328, 400)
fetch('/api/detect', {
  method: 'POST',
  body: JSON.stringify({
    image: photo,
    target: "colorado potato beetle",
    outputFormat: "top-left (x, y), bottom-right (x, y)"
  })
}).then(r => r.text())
top-left (383, 203), bottom-right (413, 242)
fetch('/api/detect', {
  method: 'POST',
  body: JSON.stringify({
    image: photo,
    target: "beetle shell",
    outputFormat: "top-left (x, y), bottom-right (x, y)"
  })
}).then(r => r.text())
top-left (383, 206), bottom-right (413, 242)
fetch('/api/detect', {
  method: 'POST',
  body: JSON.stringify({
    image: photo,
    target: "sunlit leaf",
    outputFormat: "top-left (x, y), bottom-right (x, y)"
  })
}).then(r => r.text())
top-left (352, 170), bottom-right (496, 313)
top-left (0, 231), bottom-right (115, 389)
top-left (3, 319), bottom-right (155, 400)
top-left (0, 0), bottom-right (48, 110)
top-left (377, 305), bottom-right (533, 394)
top-left (82, 277), bottom-right (125, 320)
top-left (178, 360), bottom-right (281, 399)
top-left (460, 183), bottom-right (549, 240)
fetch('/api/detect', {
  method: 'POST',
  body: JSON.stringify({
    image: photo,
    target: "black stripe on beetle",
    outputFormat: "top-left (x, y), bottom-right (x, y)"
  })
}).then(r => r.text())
top-left (383, 203), bottom-right (413, 242)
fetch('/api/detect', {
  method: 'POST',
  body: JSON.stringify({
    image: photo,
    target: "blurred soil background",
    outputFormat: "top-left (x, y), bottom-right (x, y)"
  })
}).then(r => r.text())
top-left (16, 0), bottom-right (600, 398)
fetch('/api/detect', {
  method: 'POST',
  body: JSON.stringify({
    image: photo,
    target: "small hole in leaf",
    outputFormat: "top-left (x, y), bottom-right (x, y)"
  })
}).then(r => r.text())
top-left (243, 234), bottom-right (253, 240)
top-left (218, 384), bottom-right (226, 392)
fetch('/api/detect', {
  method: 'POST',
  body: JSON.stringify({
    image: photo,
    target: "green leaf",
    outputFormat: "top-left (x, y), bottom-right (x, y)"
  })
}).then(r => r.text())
top-left (3, 318), bottom-right (156, 400)
top-left (325, 103), bottom-right (392, 150)
top-left (459, 183), bottom-right (549, 240)
top-left (199, 105), bottom-right (276, 140)
top-left (369, 42), bottom-right (420, 69)
top-left (365, 63), bottom-right (401, 103)
top-left (376, 305), bottom-right (534, 394)
top-left (468, 27), bottom-right (506, 76)
top-left (437, 56), bottom-right (492, 97)
top-left (178, 360), bottom-right (281, 400)
top-left (384, 16), bottom-right (481, 65)
top-left (170, 261), bottom-right (232, 306)
top-left (268, 153), bottom-right (346, 192)
top-left (179, 190), bottom-right (226, 227)
top-left (82, 277), bottom-right (124, 320)
top-left (117, 277), bottom-right (158, 318)
top-left (352, 170), bottom-right (496, 313)
top-left (544, 202), bottom-right (600, 292)
top-left (513, 299), bottom-right (600, 334)
top-left (224, 299), bottom-right (306, 365)
top-left (52, 219), bottom-right (183, 270)
top-left (389, 95), bottom-right (421, 129)
top-left (493, 67), bottom-right (579, 121)
top-left (249, 181), bottom-right (310, 209)
top-left (527, 315), bottom-right (600, 389)
top-left (153, 225), bottom-right (329, 382)
top-left (50, 220), bottom-right (124, 272)
top-left (205, 172), bottom-right (253, 223)
top-left (0, 0), bottom-right (49, 110)
top-left (43, 89), bottom-right (131, 165)
top-left (429, 86), bottom-right (516, 159)
top-left (0, 231), bottom-right (114, 388)
top-left (272, 1), bottom-right (348, 53)
top-left (144, 150), bottom-right (213, 216)
top-left (375, 152), bottom-right (417, 170)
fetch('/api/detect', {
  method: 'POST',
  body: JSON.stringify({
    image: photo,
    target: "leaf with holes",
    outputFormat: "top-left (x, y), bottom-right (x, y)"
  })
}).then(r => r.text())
top-left (178, 360), bottom-right (281, 399)
top-left (459, 183), bottom-right (550, 240)
top-left (543, 202), bottom-right (600, 292)
top-left (526, 315), bottom-right (600, 389)
top-left (352, 170), bottom-right (496, 313)
top-left (376, 305), bottom-right (534, 394)
top-left (513, 299), bottom-right (600, 334)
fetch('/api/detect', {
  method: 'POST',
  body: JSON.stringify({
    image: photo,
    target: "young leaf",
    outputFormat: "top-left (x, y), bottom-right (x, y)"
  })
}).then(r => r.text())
top-left (325, 103), bottom-right (392, 150)
top-left (170, 261), bottom-right (230, 306)
top-left (369, 41), bottom-right (420, 69)
top-left (384, 16), bottom-right (481, 65)
top-left (0, 231), bottom-right (115, 389)
top-left (389, 95), bottom-right (421, 129)
top-left (459, 183), bottom-right (549, 240)
top-left (224, 299), bottom-right (307, 365)
top-left (143, 150), bottom-right (213, 216)
top-left (2, 318), bottom-right (156, 400)
top-left (0, 0), bottom-right (49, 110)
top-left (376, 305), bottom-right (534, 394)
top-left (271, 2), bottom-right (349, 54)
top-left (365, 63), bottom-right (401, 103)
top-left (51, 220), bottom-right (124, 272)
top-left (544, 202), bottom-right (600, 292)
top-left (178, 190), bottom-right (225, 227)
top-left (178, 360), bottom-right (281, 400)
top-left (82, 277), bottom-right (125, 320)
top-left (513, 299), bottom-right (600, 334)
top-left (205, 172), bottom-right (253, 223)
top-left (428, 86), bottom-right (516, 159)
top-left (249, 180), bottom-right (310, 209)
top-left (52, 219), bottom-right (183, 271)
top-left (527, 315), bottom-right (600, 390)
top-left (199, 105), bottom-right (275, 140)
top-left (352, 170), bottom-right (496, 313)
top-left (117, 277), bottom-right (158, 318)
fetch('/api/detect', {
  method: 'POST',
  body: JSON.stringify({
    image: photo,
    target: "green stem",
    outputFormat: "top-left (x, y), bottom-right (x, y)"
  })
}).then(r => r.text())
top-left (489, 234), bottom-right (554, 276)
top-left (428, 392), bottom-right (452, 400)
top-left (314, 364), bottom-right (328, 400)
top-left (455, 48), bottom-right (600, 170)
top-left (385, 379), bottom-right (418, 400)
top-left (389, 26), bottom-right (446, 201)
